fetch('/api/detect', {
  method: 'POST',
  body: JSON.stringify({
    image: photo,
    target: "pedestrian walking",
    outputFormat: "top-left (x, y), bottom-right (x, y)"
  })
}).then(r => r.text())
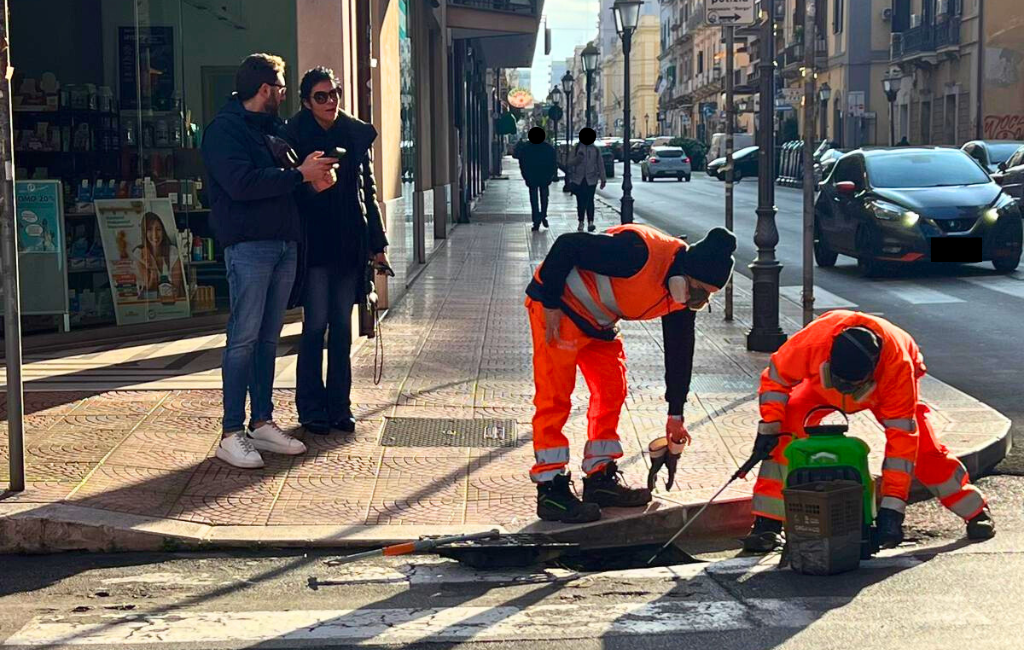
top-left (525, 224), bottom-right (738, 523)
top-left (569, 128), bottom-right (606, 232)
top-left (202, 53), bottom-right (339, 469)
top-left (518, 126), bottom-right (558, 231)
top-left (897, 136), bottom-right (911, 147)
top-left (743, 309), bottom-right (995, 552)
top-left (283, 67), bottom-right (390, 436)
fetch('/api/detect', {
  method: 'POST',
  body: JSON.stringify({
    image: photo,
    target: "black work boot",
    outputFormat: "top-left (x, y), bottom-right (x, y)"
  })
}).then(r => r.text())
top-left (582, 461), bottom-right (652, 508)
top-left (875, 507), bottom-right (905, 549)
top-left (537, 474), bottom-right (602, 524)
top-left (741, 516), bottom-right (784, 553)
top-left (966, 507), bottom-right (996, 541)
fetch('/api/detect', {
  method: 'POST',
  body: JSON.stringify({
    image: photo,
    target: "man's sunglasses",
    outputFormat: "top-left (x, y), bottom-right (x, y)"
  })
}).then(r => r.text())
top-left (312, 88), bottom-right (342, 105)
top-left (267, 82), bottom-right (287, 95)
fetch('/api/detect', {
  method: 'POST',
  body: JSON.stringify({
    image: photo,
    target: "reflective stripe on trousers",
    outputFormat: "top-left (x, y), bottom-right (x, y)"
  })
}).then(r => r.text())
top-left (882, 457), bottom-right (915, 475)
top-left (581, 439), bottom-right (624, 475)
top-left (758, 460), bottom-right (786, 482)
top-left (880, 496), bottom-right (907, 514)
top-left (948, 486), bottom-right (985, 519)
top-left (925, 466), bottom-right (967, 499)
top-left (752, 493), bottom-right (786, 520)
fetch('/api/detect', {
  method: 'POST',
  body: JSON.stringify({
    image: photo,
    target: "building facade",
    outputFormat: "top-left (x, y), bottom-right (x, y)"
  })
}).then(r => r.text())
top-left (4, 0), bottom-right (544, 349)
top-left (600, 15), bottom-right (662, 139)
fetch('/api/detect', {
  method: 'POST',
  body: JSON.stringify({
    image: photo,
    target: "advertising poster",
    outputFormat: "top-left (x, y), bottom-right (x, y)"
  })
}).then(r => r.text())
top-left (16, 181), bottom-right (63, 255)
top-left (119, 26), bottom-right (175, 111)
top-left (95, 198), bottom-right (190, 325)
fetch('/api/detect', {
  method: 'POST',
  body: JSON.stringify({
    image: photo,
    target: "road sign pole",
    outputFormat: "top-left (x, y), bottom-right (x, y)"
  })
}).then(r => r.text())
top-left (801, 0), bottom-right (817, 326)
top-left (724, 25), bottom-right (735, 322)
top-left (0, 0), bottom-right (26, 492)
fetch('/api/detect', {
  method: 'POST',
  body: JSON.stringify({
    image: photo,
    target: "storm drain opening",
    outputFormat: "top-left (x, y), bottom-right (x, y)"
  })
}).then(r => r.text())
top-left (380, 417), bottom-right (519, 448)
top-left (433, 534), bottom-right (704, 571)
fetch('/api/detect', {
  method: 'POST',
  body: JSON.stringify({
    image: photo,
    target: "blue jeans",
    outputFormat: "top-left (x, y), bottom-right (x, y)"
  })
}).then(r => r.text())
top-left (222, 241), bottom-right (298, 433)
top-left (296, 264), bottom-right (360, 425)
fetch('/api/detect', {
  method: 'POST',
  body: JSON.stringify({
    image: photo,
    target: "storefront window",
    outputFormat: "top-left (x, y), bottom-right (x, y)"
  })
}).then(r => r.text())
top-left (8, 0), bottom-right (297, 335)
top-left (398, 0), bottom-right (417, 277)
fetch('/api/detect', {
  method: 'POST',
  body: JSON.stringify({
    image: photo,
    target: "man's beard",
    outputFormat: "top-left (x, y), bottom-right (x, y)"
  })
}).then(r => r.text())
top-left (265, 93), bottom-right (281, 116)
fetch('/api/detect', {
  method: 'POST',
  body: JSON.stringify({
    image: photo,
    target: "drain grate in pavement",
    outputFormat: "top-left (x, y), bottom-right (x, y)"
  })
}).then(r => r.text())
top-left (688, 375), bottom-right (757, 393)
top-left (380, 417), bottom-right (519, 448)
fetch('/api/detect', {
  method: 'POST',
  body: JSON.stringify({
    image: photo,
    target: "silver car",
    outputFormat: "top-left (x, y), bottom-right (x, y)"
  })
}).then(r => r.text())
top-left (641, 146), bottom-right (692, 182)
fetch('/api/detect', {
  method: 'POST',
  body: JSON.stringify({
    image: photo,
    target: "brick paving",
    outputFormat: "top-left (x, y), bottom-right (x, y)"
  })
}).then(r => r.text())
top-left (0, 164), bottom-right (1011, 542)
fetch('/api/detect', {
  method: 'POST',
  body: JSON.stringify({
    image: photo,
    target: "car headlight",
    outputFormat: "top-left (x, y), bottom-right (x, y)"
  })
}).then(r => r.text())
top-left (871, 200), bottom-right (920, 227)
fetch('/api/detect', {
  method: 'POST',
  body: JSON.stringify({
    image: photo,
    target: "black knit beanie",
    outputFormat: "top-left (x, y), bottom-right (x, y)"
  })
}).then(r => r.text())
top-left (830, 326), bottom-right (882, 381)
top-left (669, 227), bottom-right (737, 289)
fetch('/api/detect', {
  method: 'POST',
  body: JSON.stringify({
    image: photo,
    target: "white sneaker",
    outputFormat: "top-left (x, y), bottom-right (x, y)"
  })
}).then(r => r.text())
top-left (216, 432), bottom-right (265, 469)
top-left (248, 421), bottom-right (307, 456)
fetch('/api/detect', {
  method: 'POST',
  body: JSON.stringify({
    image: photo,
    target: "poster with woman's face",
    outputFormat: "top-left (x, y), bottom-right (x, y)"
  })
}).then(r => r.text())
top-left (95, 198), bottom-right (190, 326)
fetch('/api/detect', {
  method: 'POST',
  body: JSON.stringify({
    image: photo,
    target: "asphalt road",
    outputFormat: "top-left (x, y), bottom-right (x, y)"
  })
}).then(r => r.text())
top-left (2, 489), bottom-right (1022, 650)
top-left (598, 165), bottom-right (1024, 473)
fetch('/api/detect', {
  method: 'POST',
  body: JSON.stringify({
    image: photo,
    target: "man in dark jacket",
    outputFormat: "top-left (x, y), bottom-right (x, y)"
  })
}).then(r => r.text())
top-left (519, 127), bottom-right (558, 231)
top-left (283, 67), bottom-right (390, 435)
top-left (201, 53), bottom-right (338, 469)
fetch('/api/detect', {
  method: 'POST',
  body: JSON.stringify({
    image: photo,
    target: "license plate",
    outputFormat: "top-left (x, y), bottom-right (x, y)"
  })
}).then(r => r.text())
top-left (930, 237), bottom-right (981, 263)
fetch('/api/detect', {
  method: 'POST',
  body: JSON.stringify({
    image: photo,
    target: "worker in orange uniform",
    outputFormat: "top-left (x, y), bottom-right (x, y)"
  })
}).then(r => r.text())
top-left (525, 224), bottom-right (737, 523)
top-left (743, 310), bottom-right (995, 552)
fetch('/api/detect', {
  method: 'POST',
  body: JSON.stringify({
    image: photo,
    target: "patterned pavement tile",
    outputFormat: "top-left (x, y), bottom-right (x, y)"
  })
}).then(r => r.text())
top-left (0, 481), bottom-right (78, 502)
top-left (268, 499), bottom-right (367, 525)
top-left (168, 495), bottom-right (277, 526)
top-left (181, 464), bottom-right (285, 498)
top-left (289, 449), bottom-right (382, 478)
top-left (75, 464), bottom-right (194, 495)
top-left (277, 476), bottom-right (377, 500)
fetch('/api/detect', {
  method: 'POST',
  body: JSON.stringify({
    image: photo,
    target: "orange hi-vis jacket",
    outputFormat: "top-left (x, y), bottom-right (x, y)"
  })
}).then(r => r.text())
top-left (527, 224), bottom-right (689, 340)
top-left (757, 310), bottom-right (925, 434)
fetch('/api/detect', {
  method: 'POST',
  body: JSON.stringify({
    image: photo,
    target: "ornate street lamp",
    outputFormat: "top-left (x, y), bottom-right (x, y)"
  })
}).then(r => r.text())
top-left (561, 71), bottom-right (575, 192)
top-left (882, 73), bottom-right (902, 146)
top-left (550, 86), bottom-right (563, 155)
top-left (747, 1), bottom-right (787, 352)
top-left (582, 42), bottom-right (600, 129)
top-left (818, 82), bottom-right (832, 141)
top-left (614, 0), bottom-right (642, 224)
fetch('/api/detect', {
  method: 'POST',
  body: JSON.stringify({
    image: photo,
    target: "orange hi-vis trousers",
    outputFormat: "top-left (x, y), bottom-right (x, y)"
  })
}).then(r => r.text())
top-left (752, 382), bottom-right (986, 522)
top-left (527, 298), bottom-right (626, 483)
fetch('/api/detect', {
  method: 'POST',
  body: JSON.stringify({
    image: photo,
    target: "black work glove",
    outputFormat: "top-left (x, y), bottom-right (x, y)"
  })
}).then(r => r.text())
top-left (875, 507), bottom-right (905, 549)
top-left (752, 432), bottom-right (782, 461)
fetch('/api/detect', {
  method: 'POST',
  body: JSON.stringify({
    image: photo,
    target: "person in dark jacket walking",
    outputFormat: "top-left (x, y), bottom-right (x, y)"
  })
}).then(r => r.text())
top-left (202, 53), bottom-right (338, 469)
top-left (283, 67), bottom-right (390, 435)
top-left (519, 127), bottom-right (558, 231)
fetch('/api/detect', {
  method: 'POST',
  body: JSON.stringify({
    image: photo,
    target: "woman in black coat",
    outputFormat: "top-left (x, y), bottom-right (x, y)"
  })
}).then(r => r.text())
top-left (284, 67), bottom-right (389, 435)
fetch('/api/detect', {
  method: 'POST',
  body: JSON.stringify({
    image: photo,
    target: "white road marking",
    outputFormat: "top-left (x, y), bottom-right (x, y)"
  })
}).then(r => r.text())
top-left (4, 601), bottom-right (807, 646)
top-left (874, 281), bottom-right (965, 304)
top-left (959, 274), bottom-right (1024, 300)
top-left (780, 286), bottom-right (858, 310)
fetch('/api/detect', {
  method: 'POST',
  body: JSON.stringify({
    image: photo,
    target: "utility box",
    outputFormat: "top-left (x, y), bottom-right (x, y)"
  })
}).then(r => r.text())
top-left (783, 480), bottom-right (864, 576)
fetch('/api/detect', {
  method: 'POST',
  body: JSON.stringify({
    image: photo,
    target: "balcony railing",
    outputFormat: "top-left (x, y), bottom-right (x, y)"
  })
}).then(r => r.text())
top-left (449, 0), bottom-right (537, 15)
top-left (686, 2), bottom-right (706, 32)
top-left (891, 17), bottom-right (961, 59)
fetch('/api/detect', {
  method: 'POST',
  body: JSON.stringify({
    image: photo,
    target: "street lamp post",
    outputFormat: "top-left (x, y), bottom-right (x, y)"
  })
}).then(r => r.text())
top-left (613, 0), bottom-right (642, 225)
top-left (747, 2), bottom-right (787, 352)
top-left (582, 43), bottom-right (599, 129)
top-left (882, 73), bottom-right (901, 146)
top-left (562, 71), bottom-right (575, 192)
top-left (644, 113), bottom-right (650, 137)
top-left (550, 87), bottom-right (562, 173)
top-left (819, 82), bottom-right (832, 142)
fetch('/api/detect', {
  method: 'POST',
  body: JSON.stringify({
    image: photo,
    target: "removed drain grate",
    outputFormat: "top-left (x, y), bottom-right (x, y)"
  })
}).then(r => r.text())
top-left (380, 417), bottom-right (518, 448)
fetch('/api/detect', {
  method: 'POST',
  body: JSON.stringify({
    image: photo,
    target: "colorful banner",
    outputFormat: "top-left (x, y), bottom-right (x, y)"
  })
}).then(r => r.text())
top-left (95, 199), bottom-right (190, 326)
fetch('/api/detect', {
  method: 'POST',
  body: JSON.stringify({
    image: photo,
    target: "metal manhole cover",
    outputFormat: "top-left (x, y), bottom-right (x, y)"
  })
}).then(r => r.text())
top-left (380, 418), bottom-right (518, 448)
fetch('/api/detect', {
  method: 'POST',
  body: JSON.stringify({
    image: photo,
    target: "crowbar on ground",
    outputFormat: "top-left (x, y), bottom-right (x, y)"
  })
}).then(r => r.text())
top-left (325, 529), bottom-right (502, 566)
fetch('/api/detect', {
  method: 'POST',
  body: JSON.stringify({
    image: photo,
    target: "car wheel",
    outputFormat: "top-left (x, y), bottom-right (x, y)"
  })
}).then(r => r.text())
top-left (734, 170), bottom-right (743, 183)
top-left (813, 219), bottom-right (838, 268)
top-left (641, 170), bottom-right (647, 182)
top-left (685, 175), bottom-right (691, 182)
top-left (855, 226), bottom-right (883, 278)
top-left (677, 175), bottom-right (683, 182)
top-left (993, 255), bottom-right (1020, 273)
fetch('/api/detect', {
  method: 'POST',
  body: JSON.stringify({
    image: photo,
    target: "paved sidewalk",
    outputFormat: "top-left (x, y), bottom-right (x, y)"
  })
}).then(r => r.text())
top-left (0, 163), bottom-right (1011, 553)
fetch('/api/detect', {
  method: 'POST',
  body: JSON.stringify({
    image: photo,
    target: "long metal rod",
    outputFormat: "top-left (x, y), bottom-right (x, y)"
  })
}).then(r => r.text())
top-left (801, 0), bottom-right (817, 326)
top-left (724, 25), bottom-right (735, 322)
top-left (0, 0), bottom-right (25, 492)
top-left (620, 29), bottom-right (634, 224)
top-left (325, 530), bottom-right (500, 567)
top-left (647, 475), bottom-right (737, 565)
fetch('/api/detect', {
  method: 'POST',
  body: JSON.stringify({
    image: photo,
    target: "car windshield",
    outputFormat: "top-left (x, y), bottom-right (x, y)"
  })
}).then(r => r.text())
top-left (988, 143), bottom-right (1024, 164)
top-left (655, 149), bottom-right (684, 158)
top-left (736, 146), bottom-right (759, 158)
top-left (865, 151), bottom-right (991, 188)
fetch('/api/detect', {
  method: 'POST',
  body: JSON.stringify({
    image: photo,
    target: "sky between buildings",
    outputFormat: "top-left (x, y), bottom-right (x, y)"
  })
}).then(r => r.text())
top-left (530, 0), bottom-right (600, 100)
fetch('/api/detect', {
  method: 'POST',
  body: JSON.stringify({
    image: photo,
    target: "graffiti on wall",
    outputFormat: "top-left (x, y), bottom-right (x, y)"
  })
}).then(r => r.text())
top-left (984, 114), bottom-right (1024, 140)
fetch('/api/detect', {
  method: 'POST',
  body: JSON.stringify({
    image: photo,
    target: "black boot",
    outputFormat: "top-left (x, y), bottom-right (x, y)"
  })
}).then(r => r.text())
top-left (741, 516), bottom-right (784, 553)
top-left (875, 507), bottom-right (905, 549)
top-left (582, 461), bottom-right (652, 508)
top-left (537, 474), bottom-right (602, 524)
top-left (966, 507), bottom-right (996, 540)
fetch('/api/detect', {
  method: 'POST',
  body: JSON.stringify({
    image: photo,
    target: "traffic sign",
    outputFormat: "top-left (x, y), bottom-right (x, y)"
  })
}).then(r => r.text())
top-left (705, 0), bottom-right (757, 26)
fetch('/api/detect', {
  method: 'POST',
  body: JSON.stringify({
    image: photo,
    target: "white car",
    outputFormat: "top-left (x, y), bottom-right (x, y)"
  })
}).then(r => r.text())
top-left (640, 147), bottom-right (692, 182)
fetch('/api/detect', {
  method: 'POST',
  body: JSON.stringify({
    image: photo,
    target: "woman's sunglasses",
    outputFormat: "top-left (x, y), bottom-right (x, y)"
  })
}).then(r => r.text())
top-left (312, 88), bottom-right (341, 105)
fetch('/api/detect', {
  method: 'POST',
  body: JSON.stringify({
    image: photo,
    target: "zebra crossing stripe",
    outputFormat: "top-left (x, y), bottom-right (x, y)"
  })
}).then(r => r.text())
top-left (959, 274), bottom-right (1024, 299)
top-left (780, 286), bottom-right (857, 310)
top-left (874, 281), bottom-right (965, 305)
